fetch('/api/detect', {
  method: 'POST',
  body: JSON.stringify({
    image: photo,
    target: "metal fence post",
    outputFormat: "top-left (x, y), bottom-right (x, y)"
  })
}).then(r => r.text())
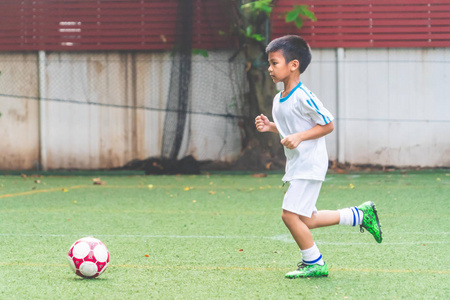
top-left (38, 50), bottom-right (47, 171)
top-left (336, 47), bottom-right (345, 164)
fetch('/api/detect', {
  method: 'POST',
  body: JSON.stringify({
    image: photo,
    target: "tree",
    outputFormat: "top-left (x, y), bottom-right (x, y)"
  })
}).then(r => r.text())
top-left (220, 0), bottom-right (316, 170)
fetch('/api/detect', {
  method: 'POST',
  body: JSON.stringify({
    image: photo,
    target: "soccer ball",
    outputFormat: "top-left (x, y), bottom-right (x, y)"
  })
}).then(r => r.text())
top-left (67, 237), bottom-right (109, 278)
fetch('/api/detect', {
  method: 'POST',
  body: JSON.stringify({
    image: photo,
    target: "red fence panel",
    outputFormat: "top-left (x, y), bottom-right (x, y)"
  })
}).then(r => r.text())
top-left (0, 0), bottom-right (233, 51)
top-left (2, 0), bottom-right (449, 51)
top-left (272, 0), bottom-right (450, 48)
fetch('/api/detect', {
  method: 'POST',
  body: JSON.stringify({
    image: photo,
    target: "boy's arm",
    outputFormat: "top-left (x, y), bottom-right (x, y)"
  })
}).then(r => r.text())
top-left (255, 114), bottom-right (279, 134)
top-left (281, 121), bottom-right (334, 150)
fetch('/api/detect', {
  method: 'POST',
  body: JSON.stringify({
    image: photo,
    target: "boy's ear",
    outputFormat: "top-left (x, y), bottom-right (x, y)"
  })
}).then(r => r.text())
top-left (290, 59), bottom-right (300, 72)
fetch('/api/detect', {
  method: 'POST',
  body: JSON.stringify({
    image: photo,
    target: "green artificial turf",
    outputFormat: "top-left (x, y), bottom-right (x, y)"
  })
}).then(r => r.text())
top-left (0, 170), bottom-right (449, 299)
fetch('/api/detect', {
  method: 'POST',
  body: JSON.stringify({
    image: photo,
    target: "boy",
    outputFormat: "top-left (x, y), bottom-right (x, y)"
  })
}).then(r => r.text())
top-left (255, 35), bottom-right (382, 278)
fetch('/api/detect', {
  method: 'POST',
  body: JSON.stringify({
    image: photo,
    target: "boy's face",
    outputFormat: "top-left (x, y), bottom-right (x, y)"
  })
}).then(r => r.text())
top-left (267, 50), bottom-right (299, 83)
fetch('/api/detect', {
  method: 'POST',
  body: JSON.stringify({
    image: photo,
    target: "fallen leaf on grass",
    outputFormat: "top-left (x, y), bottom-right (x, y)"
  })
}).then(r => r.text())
top-left (93, 178), bottom-right (106, 185)
top-left (251, 173), bottom-right (267, 178)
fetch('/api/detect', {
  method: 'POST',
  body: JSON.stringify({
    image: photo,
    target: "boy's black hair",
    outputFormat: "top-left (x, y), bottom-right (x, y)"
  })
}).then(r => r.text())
top-left (266, 35), bottom-right (311, 74)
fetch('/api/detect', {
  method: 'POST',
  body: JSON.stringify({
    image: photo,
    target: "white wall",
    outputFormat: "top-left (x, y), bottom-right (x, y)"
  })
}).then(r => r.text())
top-left (0, 53), bottom-right (40, 170)
top-left (0, 51), bottom-right (244, 170)
top-left (1, 48), bottom-right (449, 170)
top-left (302, 48), bottom-right (450, 167)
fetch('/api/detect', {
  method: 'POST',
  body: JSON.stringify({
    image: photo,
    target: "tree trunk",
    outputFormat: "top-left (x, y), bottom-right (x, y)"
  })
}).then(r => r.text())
top-left (237, 42), bottom-right (285, 171)
top-left (222, 0), bottom-right (285, 171)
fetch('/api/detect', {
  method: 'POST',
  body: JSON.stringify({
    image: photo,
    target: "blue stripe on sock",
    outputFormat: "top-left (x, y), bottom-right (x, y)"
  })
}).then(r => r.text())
top-left (351, 207), bottom-right (356, 227)
top-left (303, 254), bottom-right (323, 265)
top-left (354, 206), bottom-right (360, 225)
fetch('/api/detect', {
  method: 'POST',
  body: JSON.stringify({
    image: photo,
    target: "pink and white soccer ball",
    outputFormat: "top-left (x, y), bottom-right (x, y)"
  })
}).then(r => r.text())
top-left (67, 237), bottom-right (109, 278)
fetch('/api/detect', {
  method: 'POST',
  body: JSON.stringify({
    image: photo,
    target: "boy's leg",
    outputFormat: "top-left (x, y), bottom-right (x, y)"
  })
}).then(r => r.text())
top-left (299, 204), bottom-right (382, 244)
top-left (282, 210), bottom-right (328, 278)
top-left (299, 210), bottom-right (340, 229)
top-left (281, 203), bottom-right (382, 279)
top-left (281, 209), bottom-right (314, 249)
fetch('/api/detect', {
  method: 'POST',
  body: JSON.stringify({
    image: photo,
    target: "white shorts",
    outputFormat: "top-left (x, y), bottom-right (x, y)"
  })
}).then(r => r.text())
top-left (282, 179), bottom-right (323, 217)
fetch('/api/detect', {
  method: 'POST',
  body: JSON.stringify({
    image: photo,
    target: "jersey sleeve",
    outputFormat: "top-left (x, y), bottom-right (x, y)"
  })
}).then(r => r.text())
top-left (298, 88), bottom-right (334, 125)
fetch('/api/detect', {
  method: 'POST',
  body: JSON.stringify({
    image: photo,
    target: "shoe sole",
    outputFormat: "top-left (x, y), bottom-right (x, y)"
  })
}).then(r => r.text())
top-left (286, 275), bottom-right (328, 279)
top-left (286, 274), bottom-right (328, 279)
top-left (369, 202), bottom-right (383, 243)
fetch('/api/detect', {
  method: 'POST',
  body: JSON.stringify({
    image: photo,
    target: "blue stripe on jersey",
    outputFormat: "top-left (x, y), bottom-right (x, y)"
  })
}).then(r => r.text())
top-left (279, 81), bottom-right (303, 103)
top-left (303, 254), bottom-right (323, 265)
top-left (309, 96), bottom-right (320, 110)
top-left (307, 99), bottom-right (328, 124)
top-left (300, 87), bottom-right (330, 124)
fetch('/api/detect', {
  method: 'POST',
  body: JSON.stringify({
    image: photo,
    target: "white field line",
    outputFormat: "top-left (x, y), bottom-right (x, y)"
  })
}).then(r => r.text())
top-left (1, 261), bottom-right (448, 274)
top-left (0, 233), bottom-right (448, 245)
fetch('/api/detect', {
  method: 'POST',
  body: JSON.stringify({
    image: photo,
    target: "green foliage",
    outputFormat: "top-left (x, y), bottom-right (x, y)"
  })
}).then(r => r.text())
top-left (239, 0), bottom-right (274, 42)
top-left (242, 25), bottom-right (265, 42)
top-left (241, 0), bottom-right (273, 16)
top-left (285, 4), bottom-right (317, 28)
top-left (239, 1), bottom-right (315, 43)
top-left (192, 49), bottom-right (209, 58)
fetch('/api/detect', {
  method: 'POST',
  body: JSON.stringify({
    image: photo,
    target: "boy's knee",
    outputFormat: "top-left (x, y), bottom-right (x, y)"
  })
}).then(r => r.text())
top-left (299, 215), bottom-right (315, 229)
top-left (281, 210), bottom-right (297, 225)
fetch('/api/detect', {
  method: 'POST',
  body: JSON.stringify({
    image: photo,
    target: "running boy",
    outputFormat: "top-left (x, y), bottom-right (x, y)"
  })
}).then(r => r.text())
top-left (255, 35), bottom-right (382, 278)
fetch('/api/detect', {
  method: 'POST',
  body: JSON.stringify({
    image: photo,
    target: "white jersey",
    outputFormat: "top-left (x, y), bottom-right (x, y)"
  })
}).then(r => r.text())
top-left (272, 82), bottom-right (334, 182)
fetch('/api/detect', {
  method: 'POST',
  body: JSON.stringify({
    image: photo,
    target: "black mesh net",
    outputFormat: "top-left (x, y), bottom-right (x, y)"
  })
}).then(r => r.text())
top-left (161, 0), bottom-right (194, 160)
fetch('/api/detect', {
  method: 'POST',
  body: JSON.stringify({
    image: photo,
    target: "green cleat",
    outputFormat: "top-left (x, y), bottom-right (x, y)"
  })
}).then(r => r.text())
top-left (358, 201), bottom-right (383, 243)
top-left (285, 262), bottom-right (328, 279)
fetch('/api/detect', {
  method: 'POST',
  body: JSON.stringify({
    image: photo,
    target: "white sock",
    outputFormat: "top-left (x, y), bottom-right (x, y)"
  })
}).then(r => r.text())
top-left (301, 243), bottom-right (324, 266)
top-left (339, 207), bottom-right (363, 226)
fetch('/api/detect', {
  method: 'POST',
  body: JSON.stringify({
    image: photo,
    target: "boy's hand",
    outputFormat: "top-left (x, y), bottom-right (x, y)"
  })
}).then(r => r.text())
top-left (280, 123), bottom-right (334, 149)
top-left (255, 114), bottom-right (271, 132)
top-left (281, 133), bottom-right (303, 149)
